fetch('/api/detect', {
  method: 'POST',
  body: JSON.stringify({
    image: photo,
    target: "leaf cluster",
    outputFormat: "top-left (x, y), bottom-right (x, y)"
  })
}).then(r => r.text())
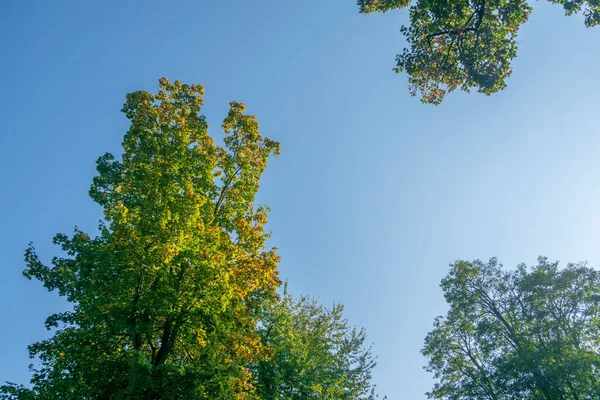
top-left (359, 0), bottom-right (600, 103)
top-left (0, 79), bottom-right (379, 400)
top-left (2, 78), bottom-right (280, 399)
top-left (423, 257), bottom-right (600, 399)
top-left (252, 285), bottom-right (380, 400)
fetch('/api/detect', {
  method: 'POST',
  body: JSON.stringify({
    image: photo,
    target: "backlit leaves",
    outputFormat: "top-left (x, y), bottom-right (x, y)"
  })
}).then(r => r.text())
top-left (252, 286), bottom-right (380, 400)
top-left (423, 257), bottom-right (600, 399)
top-left (359, 0), bottom-right (600, 103)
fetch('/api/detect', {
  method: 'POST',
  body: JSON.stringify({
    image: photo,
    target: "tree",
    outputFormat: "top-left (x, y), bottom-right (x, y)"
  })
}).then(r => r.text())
top-left (251, 285), bottom-right (380, 400)
top-left (1, 78), bottom-right (281, 399)
top-left (422, 257), bottom-right (600, 399)
top-left (358, 0), bottom-right (600, 104)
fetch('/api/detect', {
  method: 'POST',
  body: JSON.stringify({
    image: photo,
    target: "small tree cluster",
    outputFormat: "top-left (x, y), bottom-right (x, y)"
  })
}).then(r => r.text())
top-left (1, 79), bottom-right (379, 400)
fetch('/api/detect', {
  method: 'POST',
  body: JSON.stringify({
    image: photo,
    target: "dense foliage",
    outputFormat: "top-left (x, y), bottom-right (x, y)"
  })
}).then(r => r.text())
top-left (252, 286), bottom-right (379, 400)
top-left (423, 257), bottom-right (600, 399)
top-left (1, 78), bottom-right (379, 400)
top-left (2, 78), bottom-right (279, 399)
top-left (358, 0), bottom-right (600, 104)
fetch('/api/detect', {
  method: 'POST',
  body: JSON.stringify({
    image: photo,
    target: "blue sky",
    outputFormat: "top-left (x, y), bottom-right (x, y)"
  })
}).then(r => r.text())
top-left (1, 1), bottom-right (599, 398)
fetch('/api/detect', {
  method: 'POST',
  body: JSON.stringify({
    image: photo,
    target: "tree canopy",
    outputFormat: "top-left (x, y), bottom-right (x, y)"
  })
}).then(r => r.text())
top-left (1, 78), bottom-right (281, 399)
top-left (1, 78), bottom-right (380, 400)
top-left (423, 257), bottom-right (600, 399)
top-left (252, 286), bottom-right (379, 400)
top-left (358, 0), bottom-right (600, 104)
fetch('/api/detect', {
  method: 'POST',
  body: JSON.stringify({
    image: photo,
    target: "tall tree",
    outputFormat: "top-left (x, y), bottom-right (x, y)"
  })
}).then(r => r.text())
top-left (358, 0), bottom-right (600, 104)
top-left (422, 257), bottom-right (600, 399)
top-left (1, 78), bottom-right (280, 399)
top-left (252, 286), bottom-right (380, 400)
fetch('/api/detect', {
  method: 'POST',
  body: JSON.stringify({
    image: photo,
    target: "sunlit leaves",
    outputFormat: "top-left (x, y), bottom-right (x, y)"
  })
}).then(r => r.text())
top-left (358, 0), bottom-right (411, 13)
top-left (2, 78), bottom-right (280, 399)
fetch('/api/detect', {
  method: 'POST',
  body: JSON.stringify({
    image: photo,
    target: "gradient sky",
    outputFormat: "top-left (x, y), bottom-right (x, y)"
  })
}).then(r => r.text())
top-left (1, 1), bottom-right (599, 398)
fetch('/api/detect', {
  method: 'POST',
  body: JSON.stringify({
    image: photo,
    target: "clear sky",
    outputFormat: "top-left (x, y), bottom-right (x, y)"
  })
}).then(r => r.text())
top-left (1, 1), bottom-right (599, 398)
